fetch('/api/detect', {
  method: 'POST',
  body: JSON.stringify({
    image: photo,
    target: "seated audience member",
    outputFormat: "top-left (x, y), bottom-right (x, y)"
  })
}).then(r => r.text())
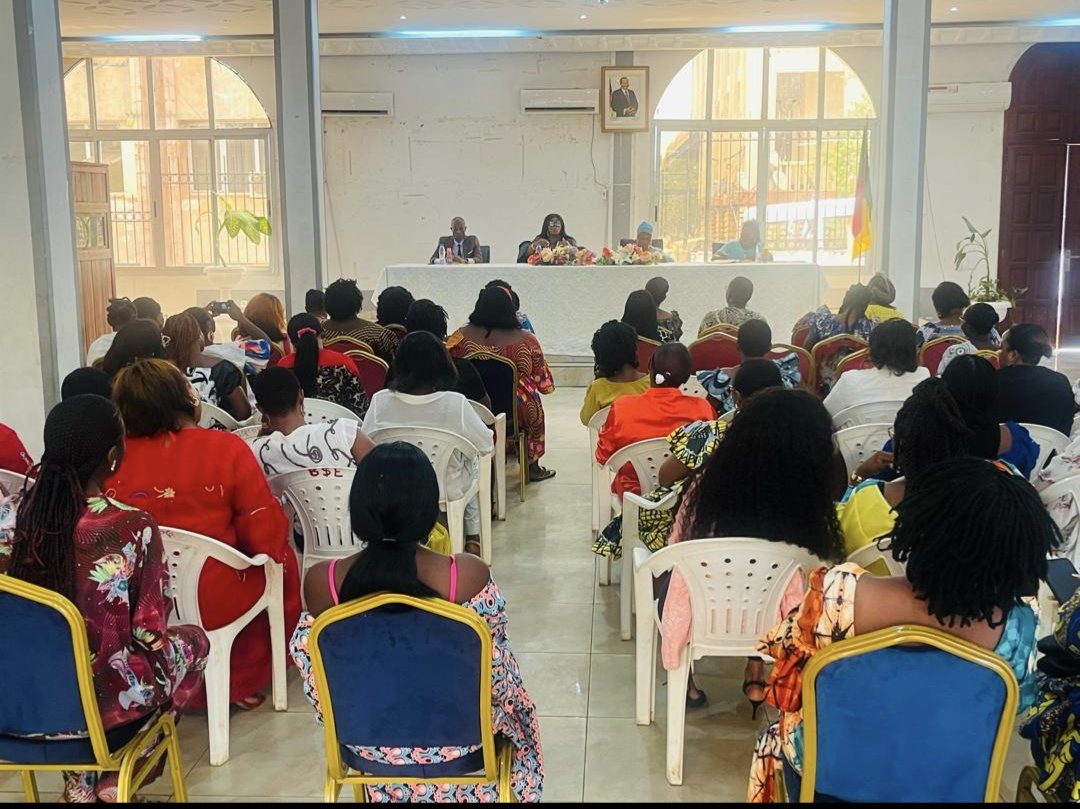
top-left (518, 212), bottom-right (577, 263)
top-left (430, 216), bottom-right (484, 264)
top-left (106, 359), bottom-right (300, 711)
top-left (61, 367), bottom-right (112, 401)
top-left (403, 299), bottom-right (489, 406)
top-left (916, 281), bottom-right (995, 348)
top-left (0, 395), bottom-right (208, 803)
top-left (278, 313), bottom-right (368, 418)
top-left (86, 297), bottom-right (137, 367)
top-left (306, 288), bottom-right (327, 320)
top-left (998, 323), bottom-right (1076, 436)
top-left (695, 320), bottom-right (800, 413)
top-left (132, 296), bottom-right (164, 328)
top-left (322, 278), bottom-right (399, 364)
top-left (580, 320), bottom-right (650, 425)
top-left (101, 318), bottom-right (166, 378)
top-left (864, 273), bottom-right (905, 322)
top-left (635, 221), bottom-right (672, 261)
top-left (363, 332), bottom-right (494, 557)
top-left (937, 302), bottom-right (1001, 373)
top-left (663, 388), bottom-right (845, 709)
top-left (163, 312), bottom-right (252, 421)
top-left (375, 285), bottom-right (414, 330)
top-left (824, 319), bottom-right (929, 417)
top-left (731, 318), bottom-right (774, 373)
top-left (596, 343), bottom-right (714, 498)
top-left (234, 292), bottom-right (291, 365)
top-left (802, 283), bottom-right (874, 348)
top-left (714, 219), bottom-right (770, 261)
top-left (0, 421), bottom-right (32, 475)
top-left (191, 301), bottom-right (274, 375)
top-left (698, 276), bottom-right (764, 335)
top-left (645, 276), bottom-right (683, 342)
top-left (290, 443), bottom-right (543, 802)
top-left (748, 458), bottom-right (1057, 802)
top-left (448, 286), bottom-right (556, 482)
top-left (249, 367), bottom-right (373, 475)
top-left (485, 279), bottom-right (536, 334)
top-left (621, 289), bottom-right (663, 343)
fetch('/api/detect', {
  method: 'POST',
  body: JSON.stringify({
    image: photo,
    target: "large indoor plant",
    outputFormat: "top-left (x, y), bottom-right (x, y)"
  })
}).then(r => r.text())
top-left (954, 216), bottom-right (1024, 321)
top-left (201, 199), bottom-right (272, 294)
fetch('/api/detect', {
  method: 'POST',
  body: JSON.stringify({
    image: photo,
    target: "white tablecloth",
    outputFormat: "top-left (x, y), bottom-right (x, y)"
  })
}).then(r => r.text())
top-left (374, 263), bottom-right (822, 357)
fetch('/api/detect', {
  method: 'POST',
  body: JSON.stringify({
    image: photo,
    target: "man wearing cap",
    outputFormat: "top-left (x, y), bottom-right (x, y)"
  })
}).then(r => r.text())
top-left (635, 221), bottom-right (673, 262)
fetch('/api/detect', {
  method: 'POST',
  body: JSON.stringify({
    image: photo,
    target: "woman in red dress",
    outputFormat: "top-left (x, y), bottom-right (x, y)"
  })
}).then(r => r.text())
top-left (106, 358), bottom-right (300, 709)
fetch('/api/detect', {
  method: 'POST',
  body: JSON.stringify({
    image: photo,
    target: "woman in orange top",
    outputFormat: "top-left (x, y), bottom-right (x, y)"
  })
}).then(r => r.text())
top-left (105, 359), bottom-right (300, 710)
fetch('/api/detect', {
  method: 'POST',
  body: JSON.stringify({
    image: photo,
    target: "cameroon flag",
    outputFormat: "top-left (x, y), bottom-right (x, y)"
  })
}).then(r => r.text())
top-left (851, 129), bottom-right (872, 260)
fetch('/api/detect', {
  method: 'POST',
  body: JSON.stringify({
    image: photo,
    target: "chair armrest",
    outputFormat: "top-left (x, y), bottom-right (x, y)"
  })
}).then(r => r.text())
top-left (632, 547), bottom-right (652, 573)
top-left (624, 490), bottom-right (678, 513)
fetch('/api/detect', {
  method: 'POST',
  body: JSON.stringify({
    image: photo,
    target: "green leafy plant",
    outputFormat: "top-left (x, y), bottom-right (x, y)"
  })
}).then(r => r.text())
top-left (954, 216), bottom-right (1025, 304)
top-left (198, 198), bottom-right (271, 267)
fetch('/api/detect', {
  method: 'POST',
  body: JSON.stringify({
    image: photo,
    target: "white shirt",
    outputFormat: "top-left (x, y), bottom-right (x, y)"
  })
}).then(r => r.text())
top-left (86, 332), bottom-right (116, 366)
top-left (823, 366), bottom-right (931, 417)
top-left (250, 419), bottom-right (359, 477)
top-left (361, 389), bottom-right (494, 501)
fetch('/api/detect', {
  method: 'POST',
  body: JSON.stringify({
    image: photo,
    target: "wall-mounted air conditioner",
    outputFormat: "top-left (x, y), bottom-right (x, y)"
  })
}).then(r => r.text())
top-left (321, 91), bottom-right (394, 117)
top-left (520, 89), bottom-right (599, 114)
top-left (927, 82), bottom-right (1011, 113)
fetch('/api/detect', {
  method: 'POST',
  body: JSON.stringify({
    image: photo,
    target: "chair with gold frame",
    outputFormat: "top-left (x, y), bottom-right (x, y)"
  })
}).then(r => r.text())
top-left (799, 624), bottom-right (1019, 803)
top-left (0, 576), bottom-right (189, 803)
top-left (324, 334), bottom-right (375, 357)
top-left (765, 343), bottom-right (816, 391)
top-left (697, 323), bottom-right (739, 339)
top-left (308, 593), bottom-right (514, 803)
top-left (918, 335), bottom-right (967, 375)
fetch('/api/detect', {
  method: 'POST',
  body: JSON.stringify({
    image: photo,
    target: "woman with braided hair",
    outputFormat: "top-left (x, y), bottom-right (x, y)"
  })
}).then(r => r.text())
top-left (0, 395), bottom-right (208, 803)
top-left (749, 457), bottom-right (1059, 802)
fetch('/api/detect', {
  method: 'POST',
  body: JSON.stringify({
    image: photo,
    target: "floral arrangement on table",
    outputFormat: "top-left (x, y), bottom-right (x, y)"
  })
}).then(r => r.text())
top-left (527, 243), bottom-right (597, 266)
top-left (594, 243), bottom-right (664, 266)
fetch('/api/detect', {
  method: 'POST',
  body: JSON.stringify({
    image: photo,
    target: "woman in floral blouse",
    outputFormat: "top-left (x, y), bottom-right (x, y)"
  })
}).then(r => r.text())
top-left (0, 395), bottom-right (208, 803)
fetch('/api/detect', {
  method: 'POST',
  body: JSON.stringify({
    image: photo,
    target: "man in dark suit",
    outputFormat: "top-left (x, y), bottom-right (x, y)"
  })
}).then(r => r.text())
top-left (429, 216), bottom-right (484, 264)
top-left (611, 76), bottom-right (638, 118)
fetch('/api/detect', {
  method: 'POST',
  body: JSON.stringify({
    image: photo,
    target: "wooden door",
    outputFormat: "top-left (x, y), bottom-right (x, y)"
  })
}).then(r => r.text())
top-left (71, 161), bottom-right (115, 354)
top-left (999, 44), bottom-right (1080, 340)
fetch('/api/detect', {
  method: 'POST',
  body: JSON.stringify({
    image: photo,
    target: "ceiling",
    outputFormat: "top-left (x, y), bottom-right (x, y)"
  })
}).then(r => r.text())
top-left (59, 0), bottom-right (1080, 38)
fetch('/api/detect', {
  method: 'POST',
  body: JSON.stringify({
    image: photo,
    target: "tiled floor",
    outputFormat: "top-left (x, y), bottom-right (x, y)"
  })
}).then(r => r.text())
top-left (0, 387), bottom-right (1038, 802)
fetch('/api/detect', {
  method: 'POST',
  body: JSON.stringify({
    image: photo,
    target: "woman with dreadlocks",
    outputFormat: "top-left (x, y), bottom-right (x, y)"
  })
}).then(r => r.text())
top-left (748, 457), bottom-right (1058, 802)
top-left (0, 395), bottom-right (208, 803)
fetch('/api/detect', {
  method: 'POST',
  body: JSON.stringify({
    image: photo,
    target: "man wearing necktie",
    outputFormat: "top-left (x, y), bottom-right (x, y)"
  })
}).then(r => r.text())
top-left (611, 76), bottom-right (638, 118)
top-left (429, 216), bottom-right (485, 264)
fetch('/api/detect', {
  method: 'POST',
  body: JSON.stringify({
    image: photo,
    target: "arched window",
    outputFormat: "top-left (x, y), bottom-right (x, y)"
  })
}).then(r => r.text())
top-left (654, 48), bottom-right (874, 266)
top-left (65, 57), bottom-right (272, 273)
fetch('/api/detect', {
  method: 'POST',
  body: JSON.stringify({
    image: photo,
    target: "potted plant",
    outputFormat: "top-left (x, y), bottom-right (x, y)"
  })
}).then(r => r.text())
top-left (201, 198), bottom-right (272, 294)
top-left (954, 216), bottom-right (1024, 322)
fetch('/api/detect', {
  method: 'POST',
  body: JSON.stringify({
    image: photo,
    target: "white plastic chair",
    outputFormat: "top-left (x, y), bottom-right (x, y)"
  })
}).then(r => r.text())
top-left (620, 490), bottom-right (677, 640)
top-left (846, 540), bottom-right (906, 576)
top-left (680, 376), bottom-right (709, 399)
top-left (470, 400), bottom-right (507, 522)
top-left (1021, 423), bottom-right (1072, 481)
top-left (269, 468), bottom-right (357, 581)
top-left (633, 538), bottom-right (818, 786)
top-left (1072, 413), bottom-right (1080, 438)
top-left (232, 425), bottom-right (263, 441)
top-left (366, 427), bottom-right (494, 563)
top-left (601, 437), bottom-right (673, 635)
top-left (159, 526), bottom-right (287, 767)
top-left (834, 423), bottom-right (893, 477)
top-left (831, 400), bottom-right (906, 431)
top-left (304, 397), bottom-right (360, 424)
top-left (718, 408), bottom-right (736, 425)
top-left (587, 406), bottom-right (612, 543)
top-left (198, 402), bottom-right (240, 431)
top-left (0, 468), bottom-right (30, 497)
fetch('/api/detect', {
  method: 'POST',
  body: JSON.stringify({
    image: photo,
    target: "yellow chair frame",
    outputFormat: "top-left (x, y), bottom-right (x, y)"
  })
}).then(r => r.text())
top-left (0, 576), bottom-right (188, 803)
top-left (769, 342), bottom-right (816, 392)
top-left (918, 335), bottom-right (967, 373)
top-left (697, 323), bottom-right (739, 339)
top-left (835, 347), bottom-right (871, 378)
top-left (463, 349), bottom-right (528, 503)
top-left (308, 592), bottom-right (513, 803)
top-left (800, 624), bottom-right (1018, 803)
top-left (325, 334), bottom-right (376, 355)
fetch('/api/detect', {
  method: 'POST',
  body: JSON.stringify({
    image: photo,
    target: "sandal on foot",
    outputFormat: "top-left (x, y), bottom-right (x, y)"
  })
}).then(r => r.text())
top-left (529, 465), bottom-right (556, 482)
top-left (686, 689), bottom-right (707, 709)
top-left (743, 679), bottom-right (767, 720)
top-left (232, 693), bottom-right (266, 711)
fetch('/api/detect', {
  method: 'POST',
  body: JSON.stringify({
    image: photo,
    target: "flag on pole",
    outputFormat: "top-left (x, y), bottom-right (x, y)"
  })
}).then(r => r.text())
top-left (608, 77), bottom-right (615, 113)
top-left (851, 128), bottom-right (872, 261)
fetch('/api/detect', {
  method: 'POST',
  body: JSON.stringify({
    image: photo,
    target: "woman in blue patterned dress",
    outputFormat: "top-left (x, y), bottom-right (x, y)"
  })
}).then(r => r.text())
top-left (289, 442), bottom-right (544, 802)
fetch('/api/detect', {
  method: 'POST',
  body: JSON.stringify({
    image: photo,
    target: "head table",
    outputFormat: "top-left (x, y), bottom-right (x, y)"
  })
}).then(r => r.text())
top-left (374, 263), bottom-right (823, 358)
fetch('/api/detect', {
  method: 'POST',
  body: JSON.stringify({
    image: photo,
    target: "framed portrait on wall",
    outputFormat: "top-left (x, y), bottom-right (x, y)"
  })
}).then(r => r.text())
top-left (601, 65), bottom-right (649, 133)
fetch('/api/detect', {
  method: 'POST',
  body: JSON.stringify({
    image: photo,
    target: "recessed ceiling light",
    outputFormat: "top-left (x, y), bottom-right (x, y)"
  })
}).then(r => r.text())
top-left (580, 14), bottom-right (588, 19)
top-left (399, 15), bottom-right (407, 20)
top-left (949, 5), bottom-right (958, 11)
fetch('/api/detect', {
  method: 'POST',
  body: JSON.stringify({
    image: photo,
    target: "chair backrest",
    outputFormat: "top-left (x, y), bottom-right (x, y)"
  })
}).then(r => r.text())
top-left (688, 332), bottom-right (741, 373)
top-left (383, 324), bottom-right (407, 340)
top-left (718, 408), bottom-right (736, 424)
top-left (309, 593), bottom-right (496, 778)
top-left (619, 238), bottom-right (634, 247)
top-left (268, 469), bottom-right (357, 564)
top-left (587, 406), bottom-right (612, 462)
top-left (469, 399), bottom-right (496, 427)
top-left (324, 335), bottom-right (374, 356)
top-left (846, 541), bottom-right (906, 576)
top-left (366, 426), bottom-right (482, 504)
top-left (1022, 423), bottom-right (1072, 478)
top-left (834, 423), bottom-right (893, 477)
top-left (0, 576), bottom-right (108, 755)
top-left (1040, 472), bottom-right (1080, 511)
top-left (480, 244), bottom-right (490, 263)
top-left (605, 437), bottom-right (672, 495)
top-left (765, 343), bottom-right (815, 390)
top-left (831, 400), bottom-right (906, 431)
top-left (464, 351), bottom-right (519, 435)
top-left (644, 537), bottom-right (818, 656)
top-left (791, 322), bottom-right (811, 349)
top-left (836, 348), bottom-right (875, 378)
top-left (811, 334), bottom-right (869, 375)
top-left (0, 468), bottom-right (31, 497)
top-left (232, 425), bottom-right (262, 441)
top-left (345, 350), bottom-right (389, 397)
top-left (305, 397), bottom-right (361, 424)
top-left (198, 402), bottom-right (240, 431)
top-left (975, 349), bottom-right (1000, 369)
top-left (636, 337), bottom-right (661, 372)
top-left (801, 624), bottom-right (1018, 802)
top-left (1072, 413), bottom-right (1080, 438)
top-left (699, 323), bottom-right (739, 338)
top-left (680, 375), bottom-right (709, 399)
top-left (919, 335), bottom-right (966, 375)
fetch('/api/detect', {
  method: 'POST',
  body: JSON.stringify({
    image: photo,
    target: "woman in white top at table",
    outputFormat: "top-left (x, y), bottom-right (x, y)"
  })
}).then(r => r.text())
top-left (824, 318), bottom-right (930, 418)
top-left (362, 332), bottom-right (495, 557)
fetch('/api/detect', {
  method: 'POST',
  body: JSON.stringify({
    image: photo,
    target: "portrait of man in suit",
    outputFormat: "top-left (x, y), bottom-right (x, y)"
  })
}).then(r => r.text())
top-left (611, 76), bottom-right (638, 118)
top-left (429, 216), bottom-right (484, 264)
